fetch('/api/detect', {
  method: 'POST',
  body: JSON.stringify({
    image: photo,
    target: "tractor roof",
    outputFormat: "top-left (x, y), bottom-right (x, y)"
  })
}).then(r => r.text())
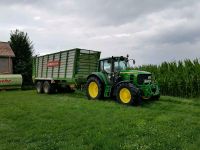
top-left (100, 56), bottom-right (126, 61)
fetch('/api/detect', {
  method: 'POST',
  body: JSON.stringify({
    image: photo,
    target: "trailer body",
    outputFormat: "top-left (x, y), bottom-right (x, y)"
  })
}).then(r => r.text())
top-left (33, 48), bottom-right (100, 92)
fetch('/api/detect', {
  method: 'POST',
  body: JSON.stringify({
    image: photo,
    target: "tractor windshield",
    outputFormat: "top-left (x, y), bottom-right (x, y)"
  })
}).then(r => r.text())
top-left (114, 60), bottom-right (128, 72)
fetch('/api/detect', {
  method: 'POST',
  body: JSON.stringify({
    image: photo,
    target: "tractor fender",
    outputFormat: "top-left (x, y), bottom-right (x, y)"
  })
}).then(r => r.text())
top-left (87, 72), bottom-right (108, 85)
top-left (112, 81), bottom-right (133, 97)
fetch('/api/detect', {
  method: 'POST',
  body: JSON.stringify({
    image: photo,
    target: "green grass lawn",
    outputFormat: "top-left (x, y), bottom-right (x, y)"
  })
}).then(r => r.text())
top-left (0, 90), bottom-right (200, 150)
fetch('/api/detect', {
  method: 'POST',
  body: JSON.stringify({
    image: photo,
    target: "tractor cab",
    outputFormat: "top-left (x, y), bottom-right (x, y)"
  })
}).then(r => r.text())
top-left (98, 56), bottom-right (136, 84)
top-left (99, 56), bottom-right (129, 74)
top-left (98, 56), bottom-right (131, 86)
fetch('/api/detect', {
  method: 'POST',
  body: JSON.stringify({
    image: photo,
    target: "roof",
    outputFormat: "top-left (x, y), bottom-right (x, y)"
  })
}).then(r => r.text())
top-left (0, 42), bottom-right (15, 57)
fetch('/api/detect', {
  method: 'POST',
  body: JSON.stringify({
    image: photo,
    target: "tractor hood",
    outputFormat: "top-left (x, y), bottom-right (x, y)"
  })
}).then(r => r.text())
top-left (120, 70), bottom-right (151, 75)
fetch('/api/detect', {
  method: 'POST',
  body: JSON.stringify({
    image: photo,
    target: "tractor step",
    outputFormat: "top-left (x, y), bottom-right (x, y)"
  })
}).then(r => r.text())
top-left (104, 86), bottom-right (111, 97)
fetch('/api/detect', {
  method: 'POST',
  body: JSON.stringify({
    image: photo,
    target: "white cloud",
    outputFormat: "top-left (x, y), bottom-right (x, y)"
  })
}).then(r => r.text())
top-left (33, 16), bottom-right (41, 20)
top-left (115, 33), bottom-right (131, 38)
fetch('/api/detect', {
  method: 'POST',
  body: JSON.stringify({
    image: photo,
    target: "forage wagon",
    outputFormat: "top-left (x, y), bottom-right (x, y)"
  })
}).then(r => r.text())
top-left (32, 48), bottom-right (100, 93)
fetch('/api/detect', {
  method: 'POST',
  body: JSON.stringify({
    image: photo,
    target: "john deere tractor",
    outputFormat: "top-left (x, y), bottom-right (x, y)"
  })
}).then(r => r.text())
top-left (86, 56), bottom-right (160, 105)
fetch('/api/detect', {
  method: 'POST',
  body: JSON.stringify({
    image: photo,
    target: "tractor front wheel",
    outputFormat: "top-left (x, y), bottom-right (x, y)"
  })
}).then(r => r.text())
top-left (116, 83), bottom-right (139, 105)
top-left (86, 77), bottom-right (103, 100)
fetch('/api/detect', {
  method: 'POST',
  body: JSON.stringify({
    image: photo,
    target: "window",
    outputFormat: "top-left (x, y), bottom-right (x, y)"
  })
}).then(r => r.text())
top-left (99, 60), bottom-right (111, 73)
top-left (104, 60), bottom-right (111, 73)
top-left (0, 58), bottom-right (9, 73)
top-left (119, 61), bottom-right (127, 70)
top-left (114, 60), bottom-right (127, 72)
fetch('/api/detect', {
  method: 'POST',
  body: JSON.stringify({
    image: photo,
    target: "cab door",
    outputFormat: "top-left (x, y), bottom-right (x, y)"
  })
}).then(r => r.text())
top-left (99, 59), bottom-right (113, 83)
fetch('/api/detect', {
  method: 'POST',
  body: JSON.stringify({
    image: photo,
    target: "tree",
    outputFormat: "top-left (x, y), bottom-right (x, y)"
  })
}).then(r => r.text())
top-left (9, 29), bottom-right (34, 87)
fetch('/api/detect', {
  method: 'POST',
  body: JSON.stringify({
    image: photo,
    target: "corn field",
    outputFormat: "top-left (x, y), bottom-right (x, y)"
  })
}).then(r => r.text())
top-left (135, 59), bottom-right (200, 98)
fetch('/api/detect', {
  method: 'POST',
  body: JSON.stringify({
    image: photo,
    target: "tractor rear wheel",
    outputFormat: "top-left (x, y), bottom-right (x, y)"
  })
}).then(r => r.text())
top-left (43, 81), bottom-right (53, 94)
top-left (116, 83), bottom-right (139, 105)
top-left (36, 81), bottom-right (43, 94)
top-left (86, 77), bottom-right (103, 100)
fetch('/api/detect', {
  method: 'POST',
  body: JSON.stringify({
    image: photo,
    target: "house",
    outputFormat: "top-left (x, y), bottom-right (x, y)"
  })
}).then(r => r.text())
top-left (0, 42), bottom-right (15, 74)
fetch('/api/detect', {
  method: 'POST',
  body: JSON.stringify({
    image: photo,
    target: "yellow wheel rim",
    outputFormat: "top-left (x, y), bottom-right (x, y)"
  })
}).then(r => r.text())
top-left (88, 82), bottom-right (99, 98)
top-left (119, 88), bottom-right (131, 103)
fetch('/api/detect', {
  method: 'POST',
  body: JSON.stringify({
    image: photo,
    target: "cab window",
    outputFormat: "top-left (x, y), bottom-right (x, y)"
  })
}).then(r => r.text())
top-left (99, 60), bottom-right (111, 73)
top-left (104, 60), bottom-right (111, 73)
top-left (114, 60), bottom-right (127, 72)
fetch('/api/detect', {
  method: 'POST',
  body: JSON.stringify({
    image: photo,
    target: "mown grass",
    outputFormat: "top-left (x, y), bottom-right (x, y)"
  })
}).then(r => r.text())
top-left (0, 90), bottom-right (199, 150)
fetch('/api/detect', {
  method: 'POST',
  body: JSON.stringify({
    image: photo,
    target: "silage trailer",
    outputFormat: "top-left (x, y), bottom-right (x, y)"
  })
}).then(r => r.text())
top-left (32, 48), bottom-right (100, 93)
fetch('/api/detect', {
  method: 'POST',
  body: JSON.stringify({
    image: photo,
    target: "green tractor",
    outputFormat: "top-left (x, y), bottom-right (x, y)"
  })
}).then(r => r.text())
top-left (86, 56), bottom-right (160, 105)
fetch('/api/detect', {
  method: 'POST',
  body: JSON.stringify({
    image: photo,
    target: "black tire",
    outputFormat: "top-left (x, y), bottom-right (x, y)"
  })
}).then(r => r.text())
top-left (36, 81), bottom-right (43, 94)
top-left (86, 77), bottom-right (103, 100)
top-left (43, 81), bottom-right (53, 94)
top-left (116, 83), bottom-right (139, 105)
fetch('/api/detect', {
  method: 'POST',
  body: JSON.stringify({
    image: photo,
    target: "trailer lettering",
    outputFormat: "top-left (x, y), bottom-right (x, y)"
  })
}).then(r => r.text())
top-left (0, 79), bottom-right (12, 83)
top-left (47, 61), bottom-right (60, 67)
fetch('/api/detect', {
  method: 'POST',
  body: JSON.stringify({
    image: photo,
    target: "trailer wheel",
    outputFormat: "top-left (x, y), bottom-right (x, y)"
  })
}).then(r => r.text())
top-left (116, 83), bottom-right (139, 105)
top-left (43, 81), bottom-right (52, 94)
top-left (86, 77), bottom-right (103, 100)
top-left (36, 81), bottom-right (43, 93)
